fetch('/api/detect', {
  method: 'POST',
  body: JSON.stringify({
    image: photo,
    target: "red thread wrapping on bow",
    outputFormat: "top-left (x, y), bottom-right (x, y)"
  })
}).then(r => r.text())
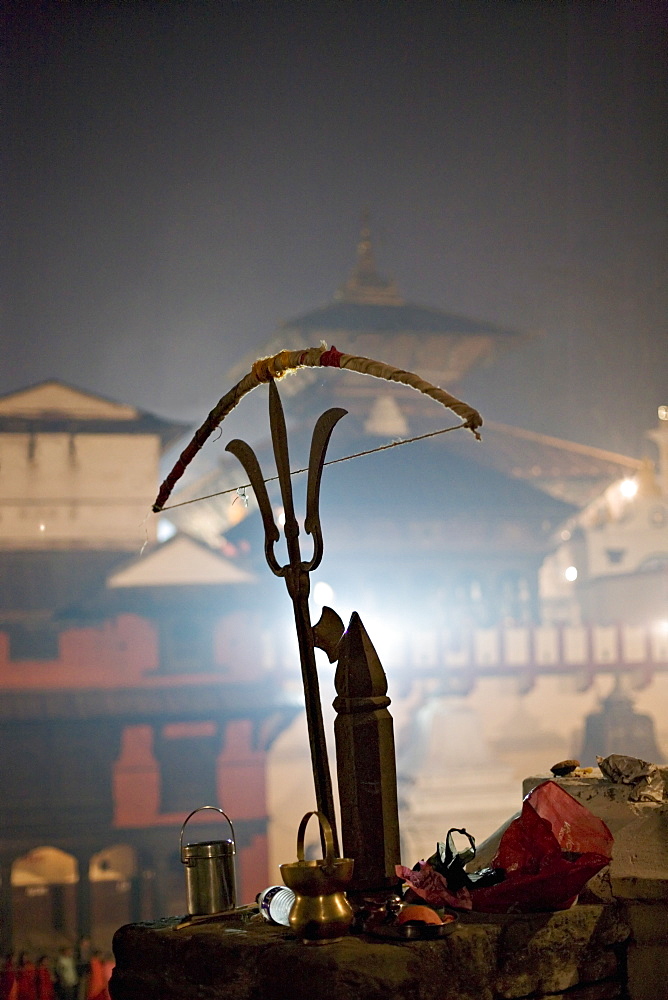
top-left (320, 345), bottom-right (343, 367)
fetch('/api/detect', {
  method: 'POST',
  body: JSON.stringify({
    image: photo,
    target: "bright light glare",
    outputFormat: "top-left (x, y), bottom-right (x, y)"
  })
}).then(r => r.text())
top-left (157, 518), bottom-right (177, 542)
top-left (354, 614), bottom-right (406, 669)
top-left (619, 478), bottom-right (638, 499)
top-left (658, 405), bottom-right (668, 421)
top-left (312, 581), bottom-right (334, 609)
top-left (565, 565), bottom-right (578, 582)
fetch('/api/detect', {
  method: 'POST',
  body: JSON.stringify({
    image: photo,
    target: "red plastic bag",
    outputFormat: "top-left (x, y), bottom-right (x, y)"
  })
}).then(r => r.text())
top-left (471, 780), bottom-right (613, 913)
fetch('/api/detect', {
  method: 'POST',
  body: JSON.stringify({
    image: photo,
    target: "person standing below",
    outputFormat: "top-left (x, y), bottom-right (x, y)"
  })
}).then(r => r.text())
top-left (54, 949), bottom-right (77, 1000)
top-left (100, 958), bottom-right (113, 996)
top-left (35, 959), bottom-right (54, 1000)
top-left (73, 941), bottom-right (89, 1000)
top-left (84, 955), bottom-right (108, 1000)
top-left (15, 955), bottom-right (37, 1000)
top-left (0, 953), bottom-right (18, 1000)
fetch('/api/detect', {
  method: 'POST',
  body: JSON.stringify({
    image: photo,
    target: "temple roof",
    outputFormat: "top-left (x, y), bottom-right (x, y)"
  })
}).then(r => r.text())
top-left (108, 533), bottom-right (256, 588)
top-left (448, 421), bottom-right (644, 507)
top-left (288, 219), bottom-right (517, 335)
top-left (225, 222), bottom-right (527, 387)
top-left (280, 300), bottom-right (521, 338)
top-left (0, 380), bottom-right (188, 450)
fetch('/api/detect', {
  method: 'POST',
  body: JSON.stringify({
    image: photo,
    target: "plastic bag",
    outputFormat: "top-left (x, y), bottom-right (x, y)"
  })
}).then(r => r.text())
top-left (426, 828), bottom-right (505, 891)
top-left (470, 780), bottom-right (613, 913)
top-left (394, 860), bottom-right (472, 910)
top-left (396, 827), bottom-right (508, 910)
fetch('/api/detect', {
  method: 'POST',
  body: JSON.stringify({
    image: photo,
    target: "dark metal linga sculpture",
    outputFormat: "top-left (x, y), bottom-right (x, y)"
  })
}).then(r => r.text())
top-left (226, 379), bottom-right (346, 854)
top-left (334, 612), bottom-right (402, 894)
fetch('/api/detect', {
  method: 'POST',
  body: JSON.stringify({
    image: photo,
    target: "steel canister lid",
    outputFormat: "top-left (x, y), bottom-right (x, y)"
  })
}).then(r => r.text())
top-left (182, 839), bottom-right (235, 860)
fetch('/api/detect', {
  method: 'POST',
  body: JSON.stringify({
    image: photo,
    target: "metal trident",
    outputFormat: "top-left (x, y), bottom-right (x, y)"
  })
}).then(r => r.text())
top-left (226, 379), bottom-right (347, 854)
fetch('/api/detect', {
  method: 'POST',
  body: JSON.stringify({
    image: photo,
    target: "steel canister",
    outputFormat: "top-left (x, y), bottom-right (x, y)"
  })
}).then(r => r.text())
top-left (180, 805), bottom-right (237, 915)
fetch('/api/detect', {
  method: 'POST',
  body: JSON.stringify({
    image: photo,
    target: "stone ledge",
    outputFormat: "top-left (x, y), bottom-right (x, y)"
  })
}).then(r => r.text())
top-left (612, 876), bottom-right (668, 901)
top-left (543, 984), bottom-right (623, 1000)
top-left (626, 943), bottom-right (668, 1000)
top-left (621, 898), bottom-right (668, 944)
top-left (109, 904), bottom-right (630, 1000)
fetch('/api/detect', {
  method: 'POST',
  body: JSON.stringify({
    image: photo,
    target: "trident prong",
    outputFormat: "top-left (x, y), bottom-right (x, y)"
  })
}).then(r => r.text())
top-left (226, 379), bottom-right (347, 853)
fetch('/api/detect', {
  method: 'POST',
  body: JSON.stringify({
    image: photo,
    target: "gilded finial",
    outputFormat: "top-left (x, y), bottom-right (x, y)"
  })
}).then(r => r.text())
top-left (335, 213), bottom-right (404, 306)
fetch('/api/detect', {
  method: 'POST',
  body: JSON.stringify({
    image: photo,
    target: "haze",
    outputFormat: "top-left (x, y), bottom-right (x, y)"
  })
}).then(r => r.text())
top-left (4, 1), bottom-right (667, 456)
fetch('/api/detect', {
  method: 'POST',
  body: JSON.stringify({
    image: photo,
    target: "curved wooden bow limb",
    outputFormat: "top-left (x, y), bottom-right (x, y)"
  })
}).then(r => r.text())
top-left (152, 345), bottom-right (482, 512)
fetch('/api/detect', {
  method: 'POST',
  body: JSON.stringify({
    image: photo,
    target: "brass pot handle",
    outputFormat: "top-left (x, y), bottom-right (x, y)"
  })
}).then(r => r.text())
top-left (180, 805), bottom-right (236, 864)
top-left (296, 810), bottom-right (336, 867)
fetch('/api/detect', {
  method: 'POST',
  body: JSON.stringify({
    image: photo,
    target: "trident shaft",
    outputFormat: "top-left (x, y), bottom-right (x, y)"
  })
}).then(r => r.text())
top-left (226, 379), bottom-right (346, 854)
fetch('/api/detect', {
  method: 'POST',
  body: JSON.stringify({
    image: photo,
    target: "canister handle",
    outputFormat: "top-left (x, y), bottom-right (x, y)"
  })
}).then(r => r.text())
top-left (180, 805), bottom-right (236, 864)
top-left (296, 810), bottom-right (337, 870)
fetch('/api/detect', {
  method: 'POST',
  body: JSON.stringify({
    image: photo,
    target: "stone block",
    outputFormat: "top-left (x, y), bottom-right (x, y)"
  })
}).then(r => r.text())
top-left (626, 943), bottom-right (668, 1000)
top-left (622, 900), bottom-right (668, 944)
top-left (543, 983), bottom-right (623, 1000)
top-left (110, 904), bottom-right (630, 1000)
top-left (111, 917), bottom-right (500, 1000)
top-left (466, 906), bottom-right (627, 999)
top-left (612, 876), bottom-right (668, 901)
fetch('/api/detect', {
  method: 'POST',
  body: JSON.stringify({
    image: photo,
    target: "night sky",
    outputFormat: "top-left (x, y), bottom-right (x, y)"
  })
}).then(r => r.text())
top-left (4, 1), bottom-right (667, 459)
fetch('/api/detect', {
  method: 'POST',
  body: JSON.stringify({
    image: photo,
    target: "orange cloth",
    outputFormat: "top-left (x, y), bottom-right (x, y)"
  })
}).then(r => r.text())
top-left (85, 959), bottom-right (107, 1000)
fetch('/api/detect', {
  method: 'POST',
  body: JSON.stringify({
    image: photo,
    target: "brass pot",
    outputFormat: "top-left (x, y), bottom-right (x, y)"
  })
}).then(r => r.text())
top-left (279, 811), bottom-right (354, 944)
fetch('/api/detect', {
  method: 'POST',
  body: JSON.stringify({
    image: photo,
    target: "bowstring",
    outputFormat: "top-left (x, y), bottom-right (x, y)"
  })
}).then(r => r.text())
top-left (156, 422), bottom-right (471, 513)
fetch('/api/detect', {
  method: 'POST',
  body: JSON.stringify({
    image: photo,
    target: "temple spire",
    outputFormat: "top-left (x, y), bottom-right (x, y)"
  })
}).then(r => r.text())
top-left (335, 213), bottom-right (404, 306)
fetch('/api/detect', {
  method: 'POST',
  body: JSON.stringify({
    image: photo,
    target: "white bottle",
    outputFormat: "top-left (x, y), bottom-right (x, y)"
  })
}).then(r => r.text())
top-left (257, 884), bottom-right (295, 926)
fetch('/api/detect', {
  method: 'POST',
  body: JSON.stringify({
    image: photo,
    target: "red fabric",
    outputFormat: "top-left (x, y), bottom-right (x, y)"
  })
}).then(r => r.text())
top-left (0, 963), bottom-right (18, 1000)
top-left (35, 969), bottom-right (54, 1000)
top-left (319, 345), bottom-right (342, 367)
top-left (15, 964), bottom-right (37, 1000)
top-left (471, 780), bottom-right (613, 913)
